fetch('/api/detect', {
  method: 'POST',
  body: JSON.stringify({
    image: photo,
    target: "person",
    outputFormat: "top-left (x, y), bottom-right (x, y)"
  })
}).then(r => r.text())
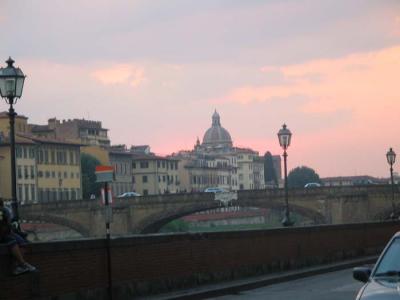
top-left (0, 199), bottom-right (36, 275)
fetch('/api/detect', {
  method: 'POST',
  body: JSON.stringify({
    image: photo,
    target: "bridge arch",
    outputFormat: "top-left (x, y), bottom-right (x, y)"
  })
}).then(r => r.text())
top-left (137, 202), bottom-right (223, 234)
top-left (22, 213), bottom-right (90, 237)
top-left (137, 199), bottom-right (326, 234)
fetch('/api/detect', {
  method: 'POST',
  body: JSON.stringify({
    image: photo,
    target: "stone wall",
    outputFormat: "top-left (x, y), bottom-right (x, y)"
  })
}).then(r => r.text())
top-left (1, 221), bottom-right (399, 300)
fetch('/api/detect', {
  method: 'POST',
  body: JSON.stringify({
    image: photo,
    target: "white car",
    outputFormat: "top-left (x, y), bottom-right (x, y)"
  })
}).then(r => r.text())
top-left (304, 182), bottom-right (321, 188)
top-left (204, 187), bottom-right (226, 193)
top-left (116, 192), bottom-right (141, 198)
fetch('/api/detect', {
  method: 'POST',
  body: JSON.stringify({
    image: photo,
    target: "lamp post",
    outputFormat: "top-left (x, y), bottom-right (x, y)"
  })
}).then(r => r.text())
top-left (386, 148), bottom-right (396, 219)
top-left (0, 57), bottom-right (26, 225)
top-left (278, 124), bottom-right (294, 227)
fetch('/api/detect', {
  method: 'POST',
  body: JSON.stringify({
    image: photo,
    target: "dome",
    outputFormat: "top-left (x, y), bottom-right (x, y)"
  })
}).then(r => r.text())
top-left (202, 110), bottom-right (233, 148)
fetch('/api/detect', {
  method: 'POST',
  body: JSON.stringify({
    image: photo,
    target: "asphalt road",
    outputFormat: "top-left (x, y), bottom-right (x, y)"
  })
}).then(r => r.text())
top-left (205, 268), bottom-right (364, 300)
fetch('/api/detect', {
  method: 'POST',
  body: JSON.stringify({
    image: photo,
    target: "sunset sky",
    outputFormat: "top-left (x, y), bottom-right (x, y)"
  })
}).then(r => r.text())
top-left (0, 1), bottom-right (399, 177)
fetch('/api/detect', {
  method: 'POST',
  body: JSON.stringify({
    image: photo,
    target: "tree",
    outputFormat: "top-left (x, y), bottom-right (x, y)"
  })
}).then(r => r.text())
top-left (287, 166), bottom-right (321, 188)
top-left (264, 151), bottom-right (278, 187)
top-left (81, 153), bottom-right (102, 199)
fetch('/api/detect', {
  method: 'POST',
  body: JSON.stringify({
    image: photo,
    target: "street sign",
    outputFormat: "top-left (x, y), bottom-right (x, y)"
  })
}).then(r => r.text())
top-left (95, 165), bottom-right (114, 183)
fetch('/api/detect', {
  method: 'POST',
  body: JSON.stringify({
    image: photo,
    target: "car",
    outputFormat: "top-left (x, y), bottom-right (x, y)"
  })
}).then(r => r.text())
top-left (353, 231), bottom-right (400, 299)
top-left (304, 182), bottom-right (321, 188)
top-left (204, 187), bottom-right (226, 193)
top-left (116, 192), bottom-right (141, 198)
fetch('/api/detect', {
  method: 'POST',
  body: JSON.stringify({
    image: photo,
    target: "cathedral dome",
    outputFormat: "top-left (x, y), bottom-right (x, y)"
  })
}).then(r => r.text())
top-left (202, 110), bottom-right (233, 149)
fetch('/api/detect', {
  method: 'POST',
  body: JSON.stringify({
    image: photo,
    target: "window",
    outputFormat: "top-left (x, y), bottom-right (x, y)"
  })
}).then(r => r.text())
top-left (71, 172), bottom-right (74, 179)
top-left (17, 166), bottom-right (22, 179)
top-left (132, 176), bottom-right (135, 183)
top-left (25, 185), bottom-right (29, 201)
top-left (30, 166), bottom-right (35, 178)
top-left (45, 171), bottom-right (50, 178)
top-left (17, 184), bottom-right (23, 200)
top-left (38, 171), bottom-right (43, 178)
top-left (29, 148), bottom-right (35, 159)
top-left (52, 171), bottom-right (55, 178)
top-left (24, 166), bottom-right (28, 179)
top-left (23, 147), bottom-right (27, 159)
top-left (157, 161), bottom-right (160, 168)
top-left (51, 150), bottom-right (55, 164)
top-left (142, 175), bottom-right (148, 183)
top-left (31, 185), bottom-right (35, 202)
top-left (69, 151), bottom-right (74, 165)
top-left (44, 150), bottom-right (49, 164)
top-left (162, 161), bottom-right (165, 168)
top-left (16, 147), bottom-right (22, 158)
top-left (163, 176), bottom-right (166, 182)
top-left (158, 176), bottom-right (161, 182)
top-left (143, 189), bottom-right (148, 196)
top-left (140, 161), bottom-right (149, 168)
top-left (132, 162), bottom-right (136, 169)
top-left (64, 171), bottom-right (68, 178)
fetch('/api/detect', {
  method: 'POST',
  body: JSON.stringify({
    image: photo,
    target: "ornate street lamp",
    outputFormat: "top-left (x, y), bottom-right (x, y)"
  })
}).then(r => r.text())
top-left (278, 124), bottom-right (294, 226)
top-left (386, 147), bottom-right (396, 219)
top-left (0, 57), bottom-right (26, 225)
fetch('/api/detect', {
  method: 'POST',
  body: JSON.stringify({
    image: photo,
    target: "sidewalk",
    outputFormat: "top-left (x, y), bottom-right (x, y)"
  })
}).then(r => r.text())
top-left (140, 256), bottom-right (376, 300)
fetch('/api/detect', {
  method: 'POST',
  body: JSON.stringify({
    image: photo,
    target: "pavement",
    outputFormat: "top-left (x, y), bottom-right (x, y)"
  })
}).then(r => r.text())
top-left (140, 256), bottom-right (377, 300)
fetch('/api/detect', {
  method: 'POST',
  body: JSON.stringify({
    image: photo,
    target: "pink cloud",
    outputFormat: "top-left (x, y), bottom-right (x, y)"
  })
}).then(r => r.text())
top-left (91, 64), bottom-right (147, 87)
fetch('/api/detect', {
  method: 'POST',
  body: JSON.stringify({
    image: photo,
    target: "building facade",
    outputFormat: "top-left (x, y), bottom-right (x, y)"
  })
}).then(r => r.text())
top-left (172, 111), bottom-right (273, 192)
top-left (0, 113), bottom-right (83, 203)
top-left (30, 118), bottom-right (110, 146)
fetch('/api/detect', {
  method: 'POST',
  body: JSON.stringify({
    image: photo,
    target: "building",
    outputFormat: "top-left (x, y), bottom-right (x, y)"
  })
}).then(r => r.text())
top-left (0, 113), bottom-right (83, 203)
top-left (0, 134), bottom-right (82, 203)
top-left (30, 118), bottom-right (110, 146)
top-left (172, 111), bottom-right (274, 191)
top-left (82, 145), bottom-right (134, 197)
top-left (132, 153), bottom-right (180, 195)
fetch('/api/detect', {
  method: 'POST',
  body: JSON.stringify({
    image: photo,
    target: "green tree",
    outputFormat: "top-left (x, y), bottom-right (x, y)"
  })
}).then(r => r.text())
top-left (264, 151), bottom-right (278, 186)
top-left (287, 166), bottom-right (321, 188)
top-left (81, 153), bottom-right (102, 199)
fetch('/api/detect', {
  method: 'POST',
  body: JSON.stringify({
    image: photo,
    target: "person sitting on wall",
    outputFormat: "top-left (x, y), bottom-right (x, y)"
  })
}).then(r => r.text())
top-left (0, 198), bottom-right (36, 275)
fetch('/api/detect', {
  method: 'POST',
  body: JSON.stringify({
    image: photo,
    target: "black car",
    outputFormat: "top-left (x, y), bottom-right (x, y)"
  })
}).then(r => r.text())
top-left (354, 232), bottom-right (400, 299)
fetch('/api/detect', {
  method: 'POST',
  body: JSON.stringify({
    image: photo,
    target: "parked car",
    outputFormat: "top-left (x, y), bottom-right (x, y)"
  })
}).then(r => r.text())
top-left (116, 192), bottom-right (141, 198)
top-left (353, 231), bottom-right (400, 299)
top-left (204, 187), bottom-right (226, 193)
top-left (304, 182), bottom-right (321, 188)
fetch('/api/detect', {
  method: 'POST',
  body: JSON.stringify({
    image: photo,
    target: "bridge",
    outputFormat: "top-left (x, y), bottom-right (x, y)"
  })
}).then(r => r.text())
top-left (19, 185), bottom-right (399, 237)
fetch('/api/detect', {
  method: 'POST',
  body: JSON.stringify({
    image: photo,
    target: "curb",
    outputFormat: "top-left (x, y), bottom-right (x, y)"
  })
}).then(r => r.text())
top-left (145, 256), bottom-right (377, 300)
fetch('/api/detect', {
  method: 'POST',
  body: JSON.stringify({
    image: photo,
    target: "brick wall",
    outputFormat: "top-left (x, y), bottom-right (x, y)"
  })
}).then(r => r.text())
top-left (1, 221), bottom-right (399, 300)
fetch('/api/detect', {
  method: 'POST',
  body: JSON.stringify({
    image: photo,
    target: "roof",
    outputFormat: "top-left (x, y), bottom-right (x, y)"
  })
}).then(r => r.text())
top-left (202, 111), bottom-right (233, 148)
top-left (0, 111), bottom-right (28, 119)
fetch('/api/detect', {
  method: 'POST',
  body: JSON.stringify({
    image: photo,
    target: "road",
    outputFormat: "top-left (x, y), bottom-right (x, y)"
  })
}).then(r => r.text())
top-left (205, 268), bottom-right (364, 300)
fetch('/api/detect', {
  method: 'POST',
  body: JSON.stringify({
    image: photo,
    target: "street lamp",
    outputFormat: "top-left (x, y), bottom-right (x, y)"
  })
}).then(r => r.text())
top-left (0, 57), bottom-right (26, 225)
top-left (386, 147), bottom-right (396, 219)
top-left (278, 124), bottom-right (294, 227)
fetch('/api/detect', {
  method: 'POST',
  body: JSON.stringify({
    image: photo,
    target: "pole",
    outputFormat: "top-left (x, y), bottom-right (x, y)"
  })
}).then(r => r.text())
top-left (104, 182), bottom-right (113, 300)
top-left (282, 150), bottom-right (293, 226)
top-left (390, 164), bottom-right (396, 219)
top-left (8, 103), bottom-right (19, 224)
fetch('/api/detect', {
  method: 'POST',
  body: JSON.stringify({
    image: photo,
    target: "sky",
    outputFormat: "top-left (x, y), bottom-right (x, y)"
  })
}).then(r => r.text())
top-left (0, 0), bottom-right (399, 177)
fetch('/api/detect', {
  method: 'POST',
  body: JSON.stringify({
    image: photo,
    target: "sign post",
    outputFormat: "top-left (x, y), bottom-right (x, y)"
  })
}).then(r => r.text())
top-left (95, 165), bottom-right (114, 300)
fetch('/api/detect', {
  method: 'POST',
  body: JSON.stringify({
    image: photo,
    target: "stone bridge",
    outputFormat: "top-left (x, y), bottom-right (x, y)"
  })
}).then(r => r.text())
top-left (19, 185), bottom-right (399, 237)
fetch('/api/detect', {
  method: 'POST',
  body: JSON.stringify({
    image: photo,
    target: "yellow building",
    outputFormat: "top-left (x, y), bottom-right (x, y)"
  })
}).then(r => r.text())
top-left (0, 134), bottom-right (82, 203)
top-left (0, 112), bottom-right (82, 202)
top-left (131, 154), bottom-right (180, 196)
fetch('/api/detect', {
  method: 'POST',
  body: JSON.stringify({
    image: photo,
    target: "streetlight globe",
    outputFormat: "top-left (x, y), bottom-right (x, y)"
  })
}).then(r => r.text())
top-left (387, 148), bottom-right (396, 166)
top-left (0, 57), bottom-right (26, 103)
top-left (277, 124), bottom-right (292, 150)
